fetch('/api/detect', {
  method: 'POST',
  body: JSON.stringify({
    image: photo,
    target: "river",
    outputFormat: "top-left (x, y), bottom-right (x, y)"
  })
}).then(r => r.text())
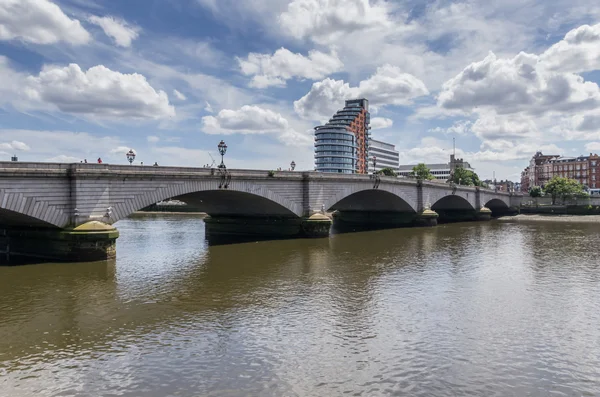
top-left (1, 214), bottom-right (599, 396)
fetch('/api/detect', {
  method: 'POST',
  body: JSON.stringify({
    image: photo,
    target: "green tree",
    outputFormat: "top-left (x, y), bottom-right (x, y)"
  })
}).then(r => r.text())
top-left (529, 186), bottom-right (543, 197)
top-left (544, 176), bottom-right (586, 204)
top-left (409, 163), bottom-right (434, 181)
top-left (376, 167), bottom-right (397, 177)
top-left (448, 166), bottom-right (482, 186)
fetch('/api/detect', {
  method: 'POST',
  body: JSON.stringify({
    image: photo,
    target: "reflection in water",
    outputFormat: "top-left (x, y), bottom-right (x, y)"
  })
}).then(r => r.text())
top-left (1, 215), bottom-right (600, 396)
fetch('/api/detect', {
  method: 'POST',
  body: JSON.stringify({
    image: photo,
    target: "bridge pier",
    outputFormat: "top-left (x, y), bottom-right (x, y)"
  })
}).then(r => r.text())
top-left (0, 221), bottom-right (118, 263)
top-left (204, 214), bottom-right (332, 240)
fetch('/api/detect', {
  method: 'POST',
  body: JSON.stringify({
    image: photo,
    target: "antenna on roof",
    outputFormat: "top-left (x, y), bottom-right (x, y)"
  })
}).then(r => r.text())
top-left (453, 137), bottom-right (456, 157)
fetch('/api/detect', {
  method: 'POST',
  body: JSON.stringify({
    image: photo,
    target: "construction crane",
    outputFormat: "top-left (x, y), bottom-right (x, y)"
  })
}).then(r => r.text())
top-left (207, 152), bottom-right (216, 168)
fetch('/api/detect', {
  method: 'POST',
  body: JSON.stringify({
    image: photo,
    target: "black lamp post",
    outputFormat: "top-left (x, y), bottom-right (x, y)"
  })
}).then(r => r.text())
top-left (372, 156), bottom-right (377, 173)
top-left (126, 149), bottom-right (136, 165)
top-left (290, 160), bottom-right (296, 171)
top-left (218, 140), bottom-right (227, 169)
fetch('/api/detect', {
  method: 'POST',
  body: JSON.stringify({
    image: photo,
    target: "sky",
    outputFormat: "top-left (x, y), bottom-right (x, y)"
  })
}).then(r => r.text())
top-left (1, 0), bottom-right (600, 180)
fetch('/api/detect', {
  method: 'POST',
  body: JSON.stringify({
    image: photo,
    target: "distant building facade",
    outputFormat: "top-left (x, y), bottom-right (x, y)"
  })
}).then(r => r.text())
top-left (398, 155), bottom-right (474, 181)
top-left (368, 139), bottom-right (399, 173)
top-left (314, 98), bottom-right (370, 174)
top-left (520, 152), bottom-right (600, 192)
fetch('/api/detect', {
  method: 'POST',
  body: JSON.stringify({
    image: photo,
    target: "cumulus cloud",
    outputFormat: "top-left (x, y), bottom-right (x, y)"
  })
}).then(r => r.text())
top-left (0, 0), bottom-right (90, 45)
top-left (201, 105), bottom-right (311, 146)
top-left (0, 61), bottom-right (175, 120)
top-left (540, 23), bottom-right (600, 74)
top-left (585, 142), bottom-right (600, 152)
top-left (88, 15), bottom-right (139, 47)
top-left (438, 51), bottom-right (600, 116)
top-left (173, 89), bottom-right (187, 101)
top-left (238, 47), bottom-right (343, 88)
top-left (110, 146), bottom-right (135, 155)
top-left (0, 140), bottom-right (30, 151)
top-left (370, 117), bottom-right (393, 130)
top-left (279, 0), bottom-right (393, 44)
top-left (202, 105), bottom-right (289, 134)
top-left (147, 136), bottom-right (160, 143)
top-left (428, 120), bottom-right (472, 135)
top-left (294, 64), bottom-right (428, 120)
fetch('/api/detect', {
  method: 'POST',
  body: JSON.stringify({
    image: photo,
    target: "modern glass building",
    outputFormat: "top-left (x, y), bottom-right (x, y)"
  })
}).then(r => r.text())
top-left (314, 98), bottom-right (370, 174)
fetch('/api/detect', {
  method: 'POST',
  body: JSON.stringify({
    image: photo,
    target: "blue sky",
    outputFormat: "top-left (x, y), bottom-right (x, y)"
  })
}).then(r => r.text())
top-left (1, 0), bottom-right (600, 180)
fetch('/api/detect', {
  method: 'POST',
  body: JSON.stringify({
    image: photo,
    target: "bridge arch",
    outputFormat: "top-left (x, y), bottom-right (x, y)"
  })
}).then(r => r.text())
top-left (0, 207), bottom-right (63, 229)
top-left (431, 195), bottom-right (476, 211)
top-left (108, 179), bottom-right (303, 224)
top-left (324, 186), bottom-right (418, 213)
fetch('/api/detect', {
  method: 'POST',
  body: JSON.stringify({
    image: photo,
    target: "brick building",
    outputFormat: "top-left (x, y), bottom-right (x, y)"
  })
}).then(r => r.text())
top-left (520, 152), bottom-right (600, 192)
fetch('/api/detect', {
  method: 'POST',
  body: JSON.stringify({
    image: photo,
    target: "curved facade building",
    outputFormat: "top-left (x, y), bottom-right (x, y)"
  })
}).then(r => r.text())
top-left (314, 98), bottom-right (370, 174)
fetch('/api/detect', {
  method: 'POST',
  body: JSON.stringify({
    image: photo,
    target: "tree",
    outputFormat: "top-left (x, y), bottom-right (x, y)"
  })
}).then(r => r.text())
top-left (448, 166), bottom-right (482, 187)
top-left (529, 186), bottom-right (543, 197)
top-left (409, 163), bottom-right (434, 181)
top-left (376, 167), bottom-right (397, 177)
top-left (544, 176), bottom-right (586, 204)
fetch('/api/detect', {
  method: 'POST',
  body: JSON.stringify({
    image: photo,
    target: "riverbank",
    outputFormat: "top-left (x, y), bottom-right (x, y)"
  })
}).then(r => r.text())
top-left (498, 214), bottom-right (600, 223)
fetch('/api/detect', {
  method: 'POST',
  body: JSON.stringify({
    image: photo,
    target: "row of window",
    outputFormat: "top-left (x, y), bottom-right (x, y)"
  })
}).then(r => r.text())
top-left (316, 157), bottom-right (356, 164)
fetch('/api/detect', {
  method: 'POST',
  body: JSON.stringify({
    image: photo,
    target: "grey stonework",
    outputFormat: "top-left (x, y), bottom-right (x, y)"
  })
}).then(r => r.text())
top-left (0, 163), bottom-right (521, 229)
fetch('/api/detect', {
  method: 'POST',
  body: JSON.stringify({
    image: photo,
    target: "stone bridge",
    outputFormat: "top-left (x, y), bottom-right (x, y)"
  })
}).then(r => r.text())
top-left (0, 162), bottom-right (522, 262)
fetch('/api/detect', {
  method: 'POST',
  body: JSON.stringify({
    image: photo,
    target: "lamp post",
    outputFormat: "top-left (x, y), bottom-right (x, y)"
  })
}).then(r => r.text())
top-left (372, 156), bottom-right (377, 174)
top-left (218, 140), bottom-right (227, 169)
top-left (126, 149), bottom-right (136, 165)
top-left (290, 160), bottom-right (296, 171)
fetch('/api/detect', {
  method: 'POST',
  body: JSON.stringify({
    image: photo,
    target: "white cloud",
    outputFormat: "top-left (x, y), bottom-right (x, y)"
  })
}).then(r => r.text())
top-left (110, 146), bottom-right (135, 155)
top-left (204, 101), bottom-right (213, 113)
top-left (147, 136), bottom-right (160, 143)
top-left (0, 61), bottom-right (175, 120)
top-left (585, 142), bottom-right (600, 152)
top-left (238, 47), bottom-right (343, 88)
top-left (540, 23), bottom-right (600, 74)
top-left (201, 105), bottom-right (312, 146)
top-left (370, 117), bottom-right (393, 130)
top-left (0, 140), bottom-right (30, 151)
top-left (46, 154), bottom-right (80, 163)
top-left (173, 89), bottom-right (187, 101)
top-left (0, 0), bottom-right (90, 45)
top-left (279, 0), bottom-right (394, 44)
top-left (295, 64), bottom-right (428, 120)
top-left (438, 51), bottom-right (600, 116)
top-left (428, 120), bottom-right (472, 135)
top-left (202, 105), bottom-right (289, 134)
top-left (88, 15), bottom-right (139, 47)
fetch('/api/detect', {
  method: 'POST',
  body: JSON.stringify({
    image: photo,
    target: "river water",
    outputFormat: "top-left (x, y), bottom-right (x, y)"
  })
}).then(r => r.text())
top-left (1, 214), bottom-right (600, 396)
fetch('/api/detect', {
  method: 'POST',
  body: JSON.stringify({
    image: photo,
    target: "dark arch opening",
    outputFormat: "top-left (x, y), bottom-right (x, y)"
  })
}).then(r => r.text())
top-left (328, 190), bottom-right (417, 233)
top-left (432, 195), bottom-right (476, 223)
top-left (484, 199), bottom-right (512, 217)
top-left (329, 189), bottom-right (415, 212)
top-left (0, 208), bottom-right (60, 229)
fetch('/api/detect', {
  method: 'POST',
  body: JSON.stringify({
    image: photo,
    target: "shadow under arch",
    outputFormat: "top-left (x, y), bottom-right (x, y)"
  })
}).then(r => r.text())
top-left (0, 208), bottom-right (61, 229)
top-left (484, 198), bottom-right (512, 217)
top-left (432, 195), bottom-right (476, 223)
top-left (328, 189), bottom-right (417, 233)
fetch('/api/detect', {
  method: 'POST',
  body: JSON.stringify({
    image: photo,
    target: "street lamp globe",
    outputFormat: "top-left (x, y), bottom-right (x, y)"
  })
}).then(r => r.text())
top-left (126, 149), bottom-right (136, 165)
top-left (290, 160), bottom-right (296, 171)
top-left (217, 140), bottom-right (227, 169)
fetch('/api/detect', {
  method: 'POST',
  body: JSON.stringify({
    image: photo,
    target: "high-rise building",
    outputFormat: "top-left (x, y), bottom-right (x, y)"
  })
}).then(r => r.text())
top-left (314, 98), bottom-right (370, 174)
top-left (368, 139), bottom-right (399, 173)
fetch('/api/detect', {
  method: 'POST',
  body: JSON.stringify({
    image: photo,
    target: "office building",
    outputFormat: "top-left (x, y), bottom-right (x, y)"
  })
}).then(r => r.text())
top-left (368, 139), bottom-right (399, 173)
top-left (398, 154), bottom-right (474, 181)
top-left (314, 98), bottom-right (370, 174)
